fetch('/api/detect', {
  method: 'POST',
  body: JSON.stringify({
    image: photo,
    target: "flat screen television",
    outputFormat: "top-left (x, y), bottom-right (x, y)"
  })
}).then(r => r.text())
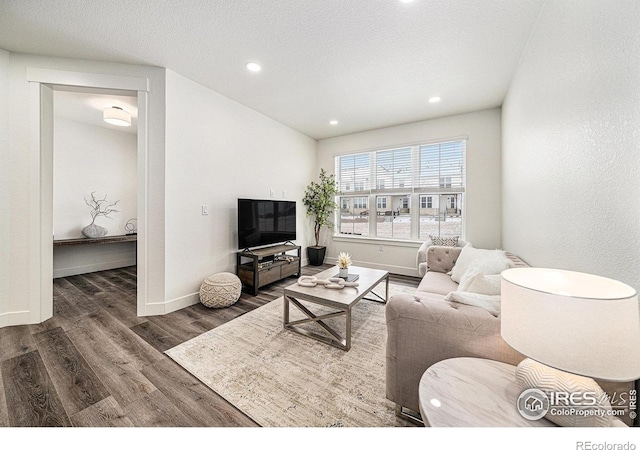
top-left (238, 198), bottom-right (296, 249)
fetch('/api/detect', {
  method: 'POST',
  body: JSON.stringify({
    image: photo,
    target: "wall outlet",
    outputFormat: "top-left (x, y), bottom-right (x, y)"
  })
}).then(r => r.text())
top-left (270, 189), bottom-right (275, 197)
top-left (379, 245), bottom-right (383, 252)
top-left (201, 205), bottom-right (209, 215)
top-left (282, 190), bottom-right (286, 198)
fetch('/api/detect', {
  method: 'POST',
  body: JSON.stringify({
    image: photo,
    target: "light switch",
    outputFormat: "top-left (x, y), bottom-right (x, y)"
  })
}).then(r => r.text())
top-left (202, 205), bottom-right (209, 215)
top-left (270, 189), bottom-right (275, 197)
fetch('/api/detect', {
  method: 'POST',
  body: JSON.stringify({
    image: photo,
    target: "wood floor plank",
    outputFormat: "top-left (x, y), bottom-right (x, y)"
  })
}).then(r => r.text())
top-left (1, 350), bottom-right (71, 426)
top-left (79, 272), bottom-right (145, 328)
top-left (66, 322), bottom-right (157, 408)
top-left (0, 325), bottom-right (37, 363)
top-left (141, 358), bottom-right (257, 427)
top-left (34, 327), bottom-right (109, 416)
top-left (129, 321), bottom-right (182, 353)
top-left (124, 389), bottom-right (193, 427)
top-left (53, 278), bottom-right (103, 315)
top-left (70, 396), bottom-right (134, 427)
top-left (146, 314), bottom-right (206, 343)
top-left (84, 309), bottom-right (162, 371)
top-left (0, 363), bottom-right (8, 426)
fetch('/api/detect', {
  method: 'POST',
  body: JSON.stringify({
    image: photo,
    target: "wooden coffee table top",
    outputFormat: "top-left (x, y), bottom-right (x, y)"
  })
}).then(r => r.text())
top-left (283, 266), bottom-right (388, 309)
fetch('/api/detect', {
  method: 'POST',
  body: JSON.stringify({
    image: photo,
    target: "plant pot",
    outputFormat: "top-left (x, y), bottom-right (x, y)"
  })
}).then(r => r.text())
top-left (82, 223), bottom-right (108, 238)
top-left (307, 246), bottom-right (326, 266)
top-left (338, 267), bottom-right (348, 278)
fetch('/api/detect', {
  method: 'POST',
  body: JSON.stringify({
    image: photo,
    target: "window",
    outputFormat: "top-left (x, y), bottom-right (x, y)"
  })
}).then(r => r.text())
top-left (419, 195), bottom-right (433, 209)
top-left (353, 197), bottom-right (367, 209)
top-left (338, 196), bottom-right (369, 236)
top-left (335, 139), bottom-right (466, 240)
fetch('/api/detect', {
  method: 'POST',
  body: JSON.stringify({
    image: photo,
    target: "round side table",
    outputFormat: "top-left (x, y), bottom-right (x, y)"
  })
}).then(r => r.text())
top-left (418, 357), bottom-right (554, 427)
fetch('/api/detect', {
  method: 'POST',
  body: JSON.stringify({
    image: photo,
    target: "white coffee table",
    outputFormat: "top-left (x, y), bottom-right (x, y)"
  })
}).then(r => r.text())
top-left (283, 265), bottom-right (389, 351)
top-left (419, 357), bottom-right (554, 427)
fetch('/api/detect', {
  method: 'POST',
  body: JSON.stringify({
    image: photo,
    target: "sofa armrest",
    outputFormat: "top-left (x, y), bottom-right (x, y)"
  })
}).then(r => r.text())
top-left (385, 293), bottom-right (524, 413)
top-left (416, 240), bottom-right (433, 276)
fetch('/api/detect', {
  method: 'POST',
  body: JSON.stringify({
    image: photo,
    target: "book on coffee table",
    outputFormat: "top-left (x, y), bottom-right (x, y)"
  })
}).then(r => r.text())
top-left (333, 273), bottom-right (359, 282)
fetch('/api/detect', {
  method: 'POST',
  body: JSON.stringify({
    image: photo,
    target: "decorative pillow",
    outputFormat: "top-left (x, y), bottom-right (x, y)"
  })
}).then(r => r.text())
top-left (449, 246), bottom-right (509, 283)
top-left (459, 273), bottom-right (502, 295)
top-left (516, 358), bottom-right (614, 427)
top-left (444, 291), bottom-right (501, 317)
top-left (457, 258), bottom-right (513, 292)
top-left (429, 235), bottom-right (459, 247)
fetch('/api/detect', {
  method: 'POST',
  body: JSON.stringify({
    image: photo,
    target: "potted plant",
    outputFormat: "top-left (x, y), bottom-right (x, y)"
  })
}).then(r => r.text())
top-left (302, 168), bottom-right (339, 266)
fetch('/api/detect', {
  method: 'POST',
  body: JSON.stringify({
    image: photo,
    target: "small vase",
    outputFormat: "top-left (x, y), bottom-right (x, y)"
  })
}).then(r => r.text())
top-left (339, 267), bottom-right (348, 278)
top-left (82, 223), bottom-right (108, 238)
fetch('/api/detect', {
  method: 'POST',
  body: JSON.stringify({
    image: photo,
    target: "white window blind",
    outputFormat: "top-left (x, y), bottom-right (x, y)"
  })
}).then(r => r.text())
top-left (336, 153), bottom-right (370, 194)
top-left (374, 147), bottom-right (412, 193)
top-left (418, 141), bottom-right (465, 192)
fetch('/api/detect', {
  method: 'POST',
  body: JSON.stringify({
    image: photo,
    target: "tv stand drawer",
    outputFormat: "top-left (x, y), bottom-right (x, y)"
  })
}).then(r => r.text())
top-left (259, 265), bottom-right (281, 287)
top-left (281, 261), bottom-right (299, 278)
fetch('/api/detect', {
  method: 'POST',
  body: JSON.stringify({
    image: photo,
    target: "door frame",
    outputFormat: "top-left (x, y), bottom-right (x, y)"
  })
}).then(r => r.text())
top-left (27, 68), bottom-right (149, 323)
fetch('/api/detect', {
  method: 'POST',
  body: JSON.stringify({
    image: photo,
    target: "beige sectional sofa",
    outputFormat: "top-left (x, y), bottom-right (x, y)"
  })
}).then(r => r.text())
top-left (385, 242), bottom-right (635, 426)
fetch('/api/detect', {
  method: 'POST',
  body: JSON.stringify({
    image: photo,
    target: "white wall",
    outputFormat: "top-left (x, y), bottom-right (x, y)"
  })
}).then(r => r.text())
top-left (53, 117), bottom-right (137, 239)
top-left (1, 53), bottom-right (166, 325)
top-left (0, 49), bottom-right (10, 322)
top-left (502, 0), bottom-right (640, 290)
top-left (164, 70), bottom-right (316, 309)
top-left (317, 108), bottom-right (502, 276)
top-left (52, 116), bottom-right (137, 278)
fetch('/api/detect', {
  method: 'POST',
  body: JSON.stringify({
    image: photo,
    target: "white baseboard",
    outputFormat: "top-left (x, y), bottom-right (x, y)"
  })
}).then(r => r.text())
top-left (53, 258), bottom-right (136, 278)
top-left (325, 257), bottom-right (419, 278)
top-left (0, 310), bottom-right (31, 329)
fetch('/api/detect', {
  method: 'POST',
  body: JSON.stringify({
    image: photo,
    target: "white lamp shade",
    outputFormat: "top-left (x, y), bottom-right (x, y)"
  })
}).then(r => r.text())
top-left (103, 106), bottom-right (131, 126)
top-left (501, 267), bottom-right (640, 382)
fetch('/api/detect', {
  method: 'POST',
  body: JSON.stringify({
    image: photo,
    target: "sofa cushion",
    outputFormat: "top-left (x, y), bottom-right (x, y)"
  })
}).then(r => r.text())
top-left (417, 271), bottom-right (459, 296)
top-left (449, 246), bottom-right (510, 283)
top-left (426, 246), bottom-right (463, 274)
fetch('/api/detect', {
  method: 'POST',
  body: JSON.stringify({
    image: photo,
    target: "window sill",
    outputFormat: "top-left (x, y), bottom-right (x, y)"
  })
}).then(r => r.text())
top-left (332, 234), bottom-right (423, 248)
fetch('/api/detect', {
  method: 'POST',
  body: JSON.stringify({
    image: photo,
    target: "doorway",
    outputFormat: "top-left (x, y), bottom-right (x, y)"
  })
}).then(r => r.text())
top-left (27, 69), bottom-right (149, 323)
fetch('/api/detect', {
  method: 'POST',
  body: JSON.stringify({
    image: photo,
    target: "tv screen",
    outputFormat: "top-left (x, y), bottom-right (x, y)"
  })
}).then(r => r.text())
top-left (238, 199), bottom-right (296, 249)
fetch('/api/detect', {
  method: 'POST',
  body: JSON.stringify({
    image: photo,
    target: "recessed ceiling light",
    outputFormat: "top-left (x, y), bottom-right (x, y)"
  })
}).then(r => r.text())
top-left (329, 120), bottom-right (339, 125)
top-left (428, 96), bottom-right (441, 103)
top-left (245, 62), bottom-right (261, 72)
top-left (400, 0), bottom-right (415, 3)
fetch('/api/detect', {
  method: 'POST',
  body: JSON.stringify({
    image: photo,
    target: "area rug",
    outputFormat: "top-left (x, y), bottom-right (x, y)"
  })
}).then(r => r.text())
top-left (165, 283), bottom-right (415, 427)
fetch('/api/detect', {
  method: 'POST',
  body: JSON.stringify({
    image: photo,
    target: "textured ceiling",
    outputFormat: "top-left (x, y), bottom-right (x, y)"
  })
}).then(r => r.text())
top-left (0, 0), bottom-right (544, 139)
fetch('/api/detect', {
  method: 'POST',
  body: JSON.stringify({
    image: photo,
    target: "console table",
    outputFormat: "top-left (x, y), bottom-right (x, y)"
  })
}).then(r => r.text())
top-left (53, 234), bottom-right (137, 247)
top-left (237, 244), bottom-right (301, 295)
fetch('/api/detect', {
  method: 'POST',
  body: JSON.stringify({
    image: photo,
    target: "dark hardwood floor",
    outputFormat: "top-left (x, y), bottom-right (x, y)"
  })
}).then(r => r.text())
top-left (0, 264), bottom-right (420, 427)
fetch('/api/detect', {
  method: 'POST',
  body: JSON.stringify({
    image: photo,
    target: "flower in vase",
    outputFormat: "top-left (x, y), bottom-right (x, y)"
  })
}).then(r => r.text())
top-left (337, 252), bottom-right (352, 269)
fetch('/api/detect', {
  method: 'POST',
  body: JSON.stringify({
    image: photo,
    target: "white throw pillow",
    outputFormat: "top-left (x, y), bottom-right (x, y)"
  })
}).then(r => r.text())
top-left (457, 257), bottom-right (513, 292)
top-left (444, 291), bottom-right (501, 317)
top-left (449, 246), bottom-right (508, 283)
top-left (460, 273), bottom-right (502, 295)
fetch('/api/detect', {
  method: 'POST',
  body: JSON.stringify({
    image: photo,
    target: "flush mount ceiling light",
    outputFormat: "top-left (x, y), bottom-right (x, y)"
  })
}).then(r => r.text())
top-left (245, 62), bottom-right (262, 72)
top-left (428, 96), bottom-right (441, 103)
top-left (329, 120), bottom-right (339, 125)
top-left (103, 106), bottom-right (131, 127)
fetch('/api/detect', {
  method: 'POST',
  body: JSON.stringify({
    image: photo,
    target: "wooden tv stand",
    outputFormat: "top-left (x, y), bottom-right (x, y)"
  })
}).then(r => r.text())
top-left (237, 244), bottom-right (301, 295)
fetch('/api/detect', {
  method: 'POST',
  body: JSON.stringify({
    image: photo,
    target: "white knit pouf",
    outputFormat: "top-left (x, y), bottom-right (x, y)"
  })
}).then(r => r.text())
top-left (199, 272), bottom-right (242, 308)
